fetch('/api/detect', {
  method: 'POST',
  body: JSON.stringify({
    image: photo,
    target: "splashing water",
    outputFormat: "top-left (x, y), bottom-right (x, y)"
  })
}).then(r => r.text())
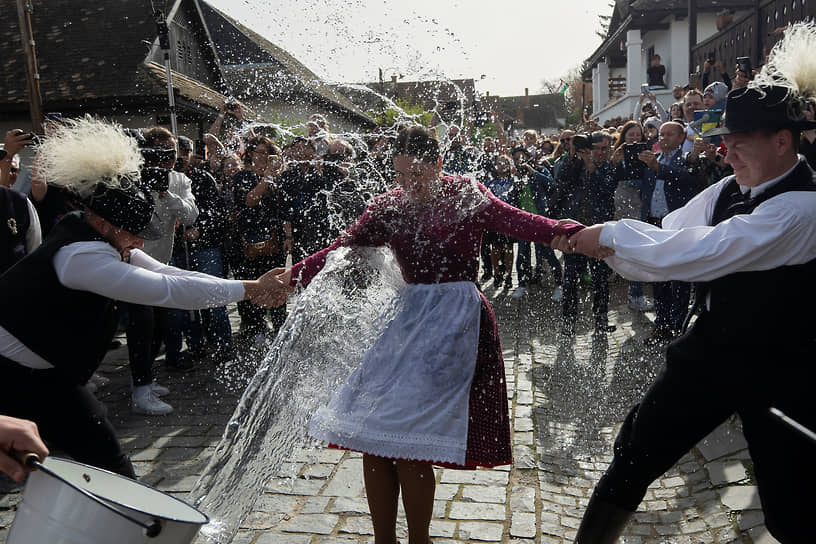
top-left (190, 246), bottom-right (405, 543)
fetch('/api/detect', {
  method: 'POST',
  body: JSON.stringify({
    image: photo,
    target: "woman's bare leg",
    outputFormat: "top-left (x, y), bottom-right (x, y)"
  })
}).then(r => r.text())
top-left (396, 460), bottom-right (435, 544)
top-left (363, 454), bottom-right (400, 544)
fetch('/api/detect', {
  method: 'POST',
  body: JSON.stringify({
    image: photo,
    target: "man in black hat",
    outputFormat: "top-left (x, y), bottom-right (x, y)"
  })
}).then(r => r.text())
top-left (0, 118), bottom-right (285, 478)
top-left (552, 24), bottom-right (816, 543)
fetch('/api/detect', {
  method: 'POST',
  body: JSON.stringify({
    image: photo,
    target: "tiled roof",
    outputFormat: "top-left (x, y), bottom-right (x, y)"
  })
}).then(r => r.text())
top-left (0, 0), bottom-right (162, 105)
top-left (199, 2), bottom-right (375, 126)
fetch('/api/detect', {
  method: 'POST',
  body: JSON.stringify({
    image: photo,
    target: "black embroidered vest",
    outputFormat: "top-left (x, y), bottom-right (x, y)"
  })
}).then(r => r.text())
top-left (0, 212), bottom-right (118, 384)
top-left (693, 160), bottom-right (816, 346)
top-left (0, 186), bottom-right (32, 275)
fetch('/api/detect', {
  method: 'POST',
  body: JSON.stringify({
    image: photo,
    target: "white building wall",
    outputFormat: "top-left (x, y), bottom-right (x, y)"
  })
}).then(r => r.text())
top-left (591, 11), bottom-right (736, 122)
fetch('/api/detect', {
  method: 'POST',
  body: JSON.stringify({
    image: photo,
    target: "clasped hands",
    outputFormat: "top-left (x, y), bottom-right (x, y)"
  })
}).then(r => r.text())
top-left (246, 267), bottom-right (295, 308)
top-left (553, 221), bottom-right (615, 260)
top-left (244, 223), bottom-right (614, 308)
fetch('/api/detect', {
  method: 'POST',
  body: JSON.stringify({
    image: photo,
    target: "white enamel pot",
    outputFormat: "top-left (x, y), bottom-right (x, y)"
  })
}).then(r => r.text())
top-left (7, 456), bottom-right (208, 543)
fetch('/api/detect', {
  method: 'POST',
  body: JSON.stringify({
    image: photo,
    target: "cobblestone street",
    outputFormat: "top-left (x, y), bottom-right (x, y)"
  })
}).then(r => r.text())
top-left (0, 274), bottom-right (780, 543)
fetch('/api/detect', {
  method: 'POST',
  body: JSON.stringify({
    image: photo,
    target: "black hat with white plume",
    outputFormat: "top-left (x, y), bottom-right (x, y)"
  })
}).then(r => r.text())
top-left (34, 117), bottom-right (160, 238)
top-left (704, 22), bottom-right (816, 137)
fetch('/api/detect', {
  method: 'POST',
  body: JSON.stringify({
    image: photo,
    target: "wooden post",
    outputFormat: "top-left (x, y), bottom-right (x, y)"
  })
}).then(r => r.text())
top-left (688, 0), bottom-right (698, 76)
top-left (16, 0), bottom-right (43, 134)
top-left (753, 0), bottom-right (762, 65)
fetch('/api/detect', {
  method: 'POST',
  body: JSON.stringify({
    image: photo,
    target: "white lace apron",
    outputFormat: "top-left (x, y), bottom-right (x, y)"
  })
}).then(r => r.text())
top-left (308, 281), bottom-right (482, 465)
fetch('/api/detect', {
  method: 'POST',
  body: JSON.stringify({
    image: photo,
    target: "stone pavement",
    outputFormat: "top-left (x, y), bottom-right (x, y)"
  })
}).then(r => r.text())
top-left (0, 274), bottom-right (781, 543)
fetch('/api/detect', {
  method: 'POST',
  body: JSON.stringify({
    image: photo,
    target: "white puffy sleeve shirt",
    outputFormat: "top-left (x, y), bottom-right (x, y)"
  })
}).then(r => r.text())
top-left (54, 243), bottom-right (244, 309)
top-left (0, 243), bottom-right (245, 369)
top-left (599, 162), bottom-right (816, 283)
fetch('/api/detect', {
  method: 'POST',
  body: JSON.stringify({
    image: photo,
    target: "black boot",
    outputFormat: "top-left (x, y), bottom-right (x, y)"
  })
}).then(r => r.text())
top-left (574, 493), bottom-right (633, 544)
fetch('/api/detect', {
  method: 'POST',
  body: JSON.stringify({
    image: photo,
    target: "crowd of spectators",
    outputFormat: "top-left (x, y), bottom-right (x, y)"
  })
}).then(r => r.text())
top-left (4, 52), bottom-right (816, 415)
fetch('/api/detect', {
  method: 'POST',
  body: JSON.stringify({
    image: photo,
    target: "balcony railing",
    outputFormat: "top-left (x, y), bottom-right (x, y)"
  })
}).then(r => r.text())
top-left (691, 0), bottom-right (816, 76)
top-left (609, 77), bottom-right (626, 100)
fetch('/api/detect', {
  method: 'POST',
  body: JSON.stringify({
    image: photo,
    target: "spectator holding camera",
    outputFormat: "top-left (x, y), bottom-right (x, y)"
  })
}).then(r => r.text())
top-left (483, 154), bottom-right (518, 290)
top-left (233, 136), bottom-right (288, 346)
top-left (611, 121), bottom-right (652, 312)
top-left (0, 129), bottom-right (35, 190)
top-left (682, 89), bottom-right (705, 153)
top-left (165, 136), bottom-right (235, 366)
top-left (307, 113), bottom-right (331, 157)
top-left (0, 130), bottom-right (42, 275)
top-left (634, 92), bottom-right (668, 123)
top-left (733, 57), bottom-right (753, 89)
top-left (551, 132), bottom-right (617, 335)
top-left (510, 147), bottom-right (563, 300)
top-left (124, 126), bottom-right (198, 415)
top-left (702, 57), bottom-right (732, 91)
top-left (442, 125), bottom-right (476, 174)
top-left (636, 122), bottom-right (705, 343)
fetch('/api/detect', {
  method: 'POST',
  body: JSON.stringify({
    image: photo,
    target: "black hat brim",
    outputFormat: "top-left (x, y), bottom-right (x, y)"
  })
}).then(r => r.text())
top-left (702, 119), bottom-right (816, 138)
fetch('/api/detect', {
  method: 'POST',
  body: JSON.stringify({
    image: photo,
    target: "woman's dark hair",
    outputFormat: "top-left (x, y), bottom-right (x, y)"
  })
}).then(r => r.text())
top-left (394, 126), bottom-right (440, 163)
top-left (243, 136), bottom-right (279, 166)
top-left (613, 120), bottom-right (645, 150)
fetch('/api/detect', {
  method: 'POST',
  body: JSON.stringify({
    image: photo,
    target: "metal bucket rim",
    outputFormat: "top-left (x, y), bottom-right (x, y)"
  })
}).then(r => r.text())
top-left (42, 457), bottom-right (209, 525)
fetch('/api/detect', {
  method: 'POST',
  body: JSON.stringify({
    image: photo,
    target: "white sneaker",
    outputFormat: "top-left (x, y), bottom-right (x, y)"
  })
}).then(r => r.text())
top-left (551, 286), bottom-right (563, 302)
top-left (130, 380), bottom-right (170, 397)
top-left (511, 286), bottom-right (527, 299)
top-left (628, 295), bottom-right (654, 312)
top-left (150, 381), bottom-right (170, 397)
top-left (132, 386), bottom-right (173, 415)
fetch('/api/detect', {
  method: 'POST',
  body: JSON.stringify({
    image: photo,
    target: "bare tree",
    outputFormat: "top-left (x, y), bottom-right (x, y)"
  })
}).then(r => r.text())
top-left (540, 62), bottom-right (589, 125)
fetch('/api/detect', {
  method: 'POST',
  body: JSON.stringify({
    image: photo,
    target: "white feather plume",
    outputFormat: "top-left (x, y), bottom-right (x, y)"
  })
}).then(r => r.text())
top-left (751, 21), bottom-right (816, 101)
top-left (34, 116), bottom-right (143, 197)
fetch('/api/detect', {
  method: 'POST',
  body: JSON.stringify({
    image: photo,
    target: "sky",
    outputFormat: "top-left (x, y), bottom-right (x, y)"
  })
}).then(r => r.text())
top-left (205, 0), bottom-right (613, 98)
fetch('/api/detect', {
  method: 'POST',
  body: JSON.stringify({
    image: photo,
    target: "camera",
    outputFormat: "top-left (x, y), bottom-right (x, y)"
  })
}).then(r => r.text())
top-left (140, 166), bottom-right (171, 193)
top-left (225, 99), bottom-right (238, 111)
top-left (572, 134), bottom-right (592, 152)
top-left (641, 83), bottom-right (650, 95)
top-left (13, 129), bottom-right (40, 145)
top-left (624, 142), bottom-right (650, 164)
top-left (140, 146), bottom-right (177, 164)
top-left (736, 56), bottom-right (752, 75)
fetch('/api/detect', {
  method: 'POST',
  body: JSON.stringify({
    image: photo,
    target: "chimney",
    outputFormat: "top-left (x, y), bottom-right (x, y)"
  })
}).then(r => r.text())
top-left (525, 87), bottom-right (530, 107)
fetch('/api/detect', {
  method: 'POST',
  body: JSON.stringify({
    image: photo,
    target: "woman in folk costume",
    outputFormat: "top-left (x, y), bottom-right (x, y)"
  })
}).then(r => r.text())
top-left (270, 126), bottom-right (583, 544)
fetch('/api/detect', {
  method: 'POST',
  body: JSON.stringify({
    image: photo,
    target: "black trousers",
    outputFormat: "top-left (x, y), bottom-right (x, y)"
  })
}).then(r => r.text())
top-left (235, 253), bottom-right (287, 336)
top-left (562, 254), bottom-right (610, 327)
top-left (593, 312), bottom-right (816, 543)
top-left (124, 303), bottom-right (167, 386)
top-left (0, 356), bottom-right (135, 478)
top-left (653, 280), bottom-right (691, 332)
